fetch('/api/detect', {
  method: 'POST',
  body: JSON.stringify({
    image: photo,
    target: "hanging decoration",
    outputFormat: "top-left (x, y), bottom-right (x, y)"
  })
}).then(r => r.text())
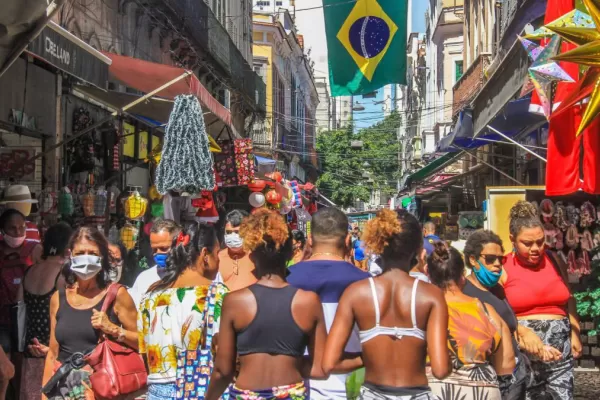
top-left (155, 95), bottom-right (215, 194)
top-left (120, 222), bottom-right (139, 251)
top-left (58, 187), bottom-right (74, 217)
top-left (234, 139), bottom-right (255, 186)
top-left (548, 0), bottom-right (600, 134)
top-left (214, 140), bottom-right (237, 186)
top-left (289, 181), bottom-right (302, 208)
top-left (82, 191), bottom-right (95, 217)
top-left (124, 190), bottom-right (148, 220)
top-left (249, 192), bottom-right (266, 208)
top-left (93, 190), bottom-right (108, 217)
top-left (524, 9), bottom-right (595, 40)
top-left (39, 191), bottom-right (57, 216)
top-left (248, 180), bottom-right (267, 192)
top-left (266, 190), bottom-right (282, 205)
top-left (519, 34), bottom-right (575, 118)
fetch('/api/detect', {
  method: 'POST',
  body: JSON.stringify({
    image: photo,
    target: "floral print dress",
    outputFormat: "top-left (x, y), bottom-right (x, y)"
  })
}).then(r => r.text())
top-left (428, 299), bottom-right (503, 400)
top-left (138, 284), bottom-right (228, 385)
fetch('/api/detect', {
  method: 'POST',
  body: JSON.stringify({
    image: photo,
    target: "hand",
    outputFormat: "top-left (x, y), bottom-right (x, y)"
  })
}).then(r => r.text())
top-left (571, 330), bottom-right (583, 359)
top-left (91, 309), bottom-right (117, 336)
top-left (0, 348), bottom-right (14, 380)
top-left (541, 345), bottom-right (562, 362)
top-left (518, 327), bottom-right (545, 356)
top-left (27, 338), bottom-right (49, 358)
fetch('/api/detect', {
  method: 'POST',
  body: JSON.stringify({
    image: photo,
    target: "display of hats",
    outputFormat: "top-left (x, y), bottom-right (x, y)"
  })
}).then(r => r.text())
top-left (94, 190), bottom-right (108, 216)
top-left (58, 187), bottom-right (74, 217)
top-left (124, 191), bottom-right (148, 220)
top-left (120, 222), bottom-right (138, 250)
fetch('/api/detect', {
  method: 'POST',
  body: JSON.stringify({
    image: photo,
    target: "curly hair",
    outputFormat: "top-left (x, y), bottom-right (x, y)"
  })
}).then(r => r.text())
top-left (509, 200), bottom-right (543, 237)
top-left (239, 209), bottom-right (292, 278)
top-left (427, 242), bottom-right (465, 290)
top-left (363, 209), bottom-right (422, 272)
top-left (463, 230), bottom-right (504, 269)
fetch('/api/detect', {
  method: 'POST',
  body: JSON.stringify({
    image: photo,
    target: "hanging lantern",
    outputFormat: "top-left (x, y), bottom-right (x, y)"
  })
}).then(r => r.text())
top-left (58, 187), bottom-right (74, 217)
top-left (247, 180), bottom-right (267, 192)
top-left (120, 222), bottom-right (138, 250)
top-left (266, 190), bottom-right (282, 205)
top-left (151, 202), bottom-right (164, 218)
top-left (81, 192), bottom-right (95, 217)
top-left (124, 191), bottom-right (148, 220)
top-left (249, 192), bottom-right (266, 208)
top-left (108, 225), bottom-right (119, 244)
top-left (93, 190), bottom-right (108, 216)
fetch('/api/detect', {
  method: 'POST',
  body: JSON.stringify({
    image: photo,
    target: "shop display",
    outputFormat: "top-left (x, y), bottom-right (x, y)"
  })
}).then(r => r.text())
top-left (155, 95), bottom-right (216, 194)
top-left (124, 190), bottom-right (148, 221)
top-left (234, 139), bottom-right (255, 186)
top-left (58, 187), bottom-right (74, 217)
top-left (457, 212), bottom-right (484, 240)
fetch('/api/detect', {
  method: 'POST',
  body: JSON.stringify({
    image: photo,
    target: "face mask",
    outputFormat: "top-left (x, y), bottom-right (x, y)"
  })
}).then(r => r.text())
top-left (70, 255), bottom-right (103, 281)
top-left (154, 253), bottom-right (168, 268)
top-left (224, 233), bottom-right (243, 249)
top-left (474, 260), bottom-right (502, 288)
top-left (4, 234), bottom-right (26, 249)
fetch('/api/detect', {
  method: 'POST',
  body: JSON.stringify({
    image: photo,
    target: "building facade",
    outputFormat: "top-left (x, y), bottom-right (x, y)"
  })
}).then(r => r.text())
top-left (252, 9), bottom-right (319, 182)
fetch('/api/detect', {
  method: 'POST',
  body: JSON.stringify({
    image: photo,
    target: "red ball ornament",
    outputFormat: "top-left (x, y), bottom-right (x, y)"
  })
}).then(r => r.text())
top-left (248, 180), bottom-right (266, 192)
top-left (266, 190), bottom-right (282, 205)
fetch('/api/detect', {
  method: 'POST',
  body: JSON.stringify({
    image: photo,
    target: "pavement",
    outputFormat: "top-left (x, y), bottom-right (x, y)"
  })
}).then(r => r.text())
top-left (575, 371), bottom-right (600, 399)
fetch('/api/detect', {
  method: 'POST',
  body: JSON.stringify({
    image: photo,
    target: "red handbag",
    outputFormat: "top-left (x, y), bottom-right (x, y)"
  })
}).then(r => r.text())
top-left (85, 284), bottom-right (147, 399)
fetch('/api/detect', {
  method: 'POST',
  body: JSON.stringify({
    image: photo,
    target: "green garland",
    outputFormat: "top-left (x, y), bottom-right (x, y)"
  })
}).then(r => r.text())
top-left (156, 95), bottom-right (216, 194)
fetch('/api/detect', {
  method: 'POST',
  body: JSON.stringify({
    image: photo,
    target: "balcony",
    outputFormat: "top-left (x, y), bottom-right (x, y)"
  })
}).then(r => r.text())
top-left (156, 0), bottom-right (266, 114)
top-left (452, 53), bottom-right (492, 116)
top-left (251, 125), bottom-right (271, 148)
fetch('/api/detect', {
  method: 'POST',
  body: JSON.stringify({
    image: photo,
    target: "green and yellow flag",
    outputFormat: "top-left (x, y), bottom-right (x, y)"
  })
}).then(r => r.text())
top-left (323, 0), bottom-right (408, 96)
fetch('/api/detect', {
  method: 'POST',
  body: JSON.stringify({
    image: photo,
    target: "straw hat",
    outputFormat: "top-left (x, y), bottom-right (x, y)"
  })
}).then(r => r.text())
top-left (0, 185), bottom-right (38, 204)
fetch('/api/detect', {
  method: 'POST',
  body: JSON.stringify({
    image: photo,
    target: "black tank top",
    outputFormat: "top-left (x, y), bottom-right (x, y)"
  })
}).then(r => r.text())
top-left (55, 288), bottom-right (118, 362)
top-left (237, 284), bottom-right (308, 357)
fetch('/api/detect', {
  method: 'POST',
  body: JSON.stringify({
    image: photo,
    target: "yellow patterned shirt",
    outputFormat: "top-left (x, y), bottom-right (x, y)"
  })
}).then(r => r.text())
top-left (138, 283), bottom-right (228, 384)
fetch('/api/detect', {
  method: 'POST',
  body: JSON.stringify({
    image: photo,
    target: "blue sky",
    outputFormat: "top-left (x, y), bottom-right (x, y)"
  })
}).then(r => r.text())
top-left (411, 0), bottom-right (428, 33)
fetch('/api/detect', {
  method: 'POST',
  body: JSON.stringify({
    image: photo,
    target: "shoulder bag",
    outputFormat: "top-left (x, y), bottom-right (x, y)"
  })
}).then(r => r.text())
top-left (85, 283), bottom-right (147, 399)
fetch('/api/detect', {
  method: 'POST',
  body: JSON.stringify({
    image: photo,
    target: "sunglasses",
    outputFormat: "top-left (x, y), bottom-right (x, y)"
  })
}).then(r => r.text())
top-left (480, 254), bottom-right (507, 265)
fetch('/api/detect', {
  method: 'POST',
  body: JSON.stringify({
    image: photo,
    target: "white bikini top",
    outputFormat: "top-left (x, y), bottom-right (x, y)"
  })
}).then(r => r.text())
top-left (359, 277), bottom-right (426, 343)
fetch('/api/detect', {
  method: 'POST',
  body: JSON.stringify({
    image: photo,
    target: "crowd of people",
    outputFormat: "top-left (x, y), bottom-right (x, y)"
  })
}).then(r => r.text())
top-left (0, 185), bottom-right (582, 400)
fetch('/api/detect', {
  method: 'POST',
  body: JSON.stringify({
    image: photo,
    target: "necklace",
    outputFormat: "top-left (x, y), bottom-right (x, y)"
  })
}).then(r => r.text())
top-left (311, 252), bottom-right (345, 261)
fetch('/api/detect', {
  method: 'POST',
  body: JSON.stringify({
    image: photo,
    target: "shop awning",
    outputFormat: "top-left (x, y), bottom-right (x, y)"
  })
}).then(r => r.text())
top-left (406, 153), bottom-right (457, 184)
top-left (438, 97), bottom-right (546, 153)
top-left (25, 22), bottom-right (111, 88)
top-left (255, 155), bottom-right (276, 165)
top-left (0, 0), bottom-right (62, 77)
top-left (100, 52), bottom-right (232, 128)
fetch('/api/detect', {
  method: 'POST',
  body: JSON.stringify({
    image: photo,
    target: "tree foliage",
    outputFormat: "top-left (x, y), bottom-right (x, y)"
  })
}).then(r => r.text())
top-left (316, 112), bottom-right (401, 208)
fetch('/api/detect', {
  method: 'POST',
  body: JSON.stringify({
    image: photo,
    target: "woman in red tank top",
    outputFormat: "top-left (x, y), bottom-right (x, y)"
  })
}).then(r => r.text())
top-left (500, 201), bottom-right (581, 400)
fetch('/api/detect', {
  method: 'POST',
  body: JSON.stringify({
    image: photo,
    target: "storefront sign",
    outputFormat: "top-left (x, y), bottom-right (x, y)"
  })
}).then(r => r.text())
top-left (27, 23), bottom-right (109, 88)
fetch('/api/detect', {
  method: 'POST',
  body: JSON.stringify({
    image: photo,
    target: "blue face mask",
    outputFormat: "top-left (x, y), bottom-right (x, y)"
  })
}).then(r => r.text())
top-left (474, 260), bottom-right (502, 288)
top-left (154, 253), bottom-right (168, 268)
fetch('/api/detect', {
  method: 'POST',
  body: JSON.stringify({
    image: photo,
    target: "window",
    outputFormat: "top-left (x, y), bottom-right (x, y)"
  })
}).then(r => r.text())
top-left (455, 60), bottom-right (464, 82)
top-left (276, 0), bottom-right (283, 5)
top-left (256, 1), bottom-right (271, 6)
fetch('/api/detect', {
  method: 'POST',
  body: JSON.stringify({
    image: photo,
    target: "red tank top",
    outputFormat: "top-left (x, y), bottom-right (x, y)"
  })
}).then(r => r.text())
top-left (0, 240), bottom-right (38, 325)
top-left (503, 252), bottom-right (570, 317)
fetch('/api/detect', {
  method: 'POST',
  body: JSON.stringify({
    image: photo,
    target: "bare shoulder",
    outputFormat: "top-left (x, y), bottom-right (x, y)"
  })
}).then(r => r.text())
top-left (222, 287), bottom-right (253, 308)
top-left (293, 288), bottom-right (321, 307)
top-left (414, 280), bottom-right (445, 306)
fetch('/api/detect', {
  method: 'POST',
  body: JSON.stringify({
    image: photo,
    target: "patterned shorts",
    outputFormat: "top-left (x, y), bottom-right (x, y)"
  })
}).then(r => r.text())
top-left (228, 382), bottom-right (307, 400)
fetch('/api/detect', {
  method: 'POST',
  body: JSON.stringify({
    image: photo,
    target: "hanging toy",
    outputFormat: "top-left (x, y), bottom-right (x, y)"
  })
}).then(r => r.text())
top-left (93, 190), bottom-right (108, 217)
top-left (81, 191), bottom-right (95, 217)
top-left (248, 180), bottom-right (267, 192)
top-left (39, 191), bottom-right (57, 216)
top-left (124, 190), bottom-right (148, 220)
top-left (58, 187), bottom-right (74, 217)
top-left (120, 222), bottom-right (139, 250)
top-left (151, 202), bottom-right (164, 218)
top-left (148, 185), bottom-right (163, 202)
top-left (155, 95), bottom-right (215, 194)
top-left (108, 225), bottom-right (119, 244)
top-left (289, 181), bottom-right (302, 208)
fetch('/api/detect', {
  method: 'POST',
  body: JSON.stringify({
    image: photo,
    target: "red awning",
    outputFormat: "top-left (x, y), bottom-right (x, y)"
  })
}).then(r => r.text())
top-left (102, 52), bottom-right (232, 127)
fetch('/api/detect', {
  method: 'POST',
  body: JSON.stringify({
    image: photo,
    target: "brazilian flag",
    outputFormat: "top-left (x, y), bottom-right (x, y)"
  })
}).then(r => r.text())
top-left (323, 0), bottom-right (408, 96)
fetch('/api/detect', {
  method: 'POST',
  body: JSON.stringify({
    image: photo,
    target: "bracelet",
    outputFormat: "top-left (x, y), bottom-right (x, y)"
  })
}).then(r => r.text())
top-left (117, 327), bottom-right (126, 343)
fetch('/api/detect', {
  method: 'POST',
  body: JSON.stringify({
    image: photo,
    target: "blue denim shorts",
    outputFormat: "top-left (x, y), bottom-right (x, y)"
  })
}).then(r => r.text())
top-left (147, 383), bottom-right (177, 400)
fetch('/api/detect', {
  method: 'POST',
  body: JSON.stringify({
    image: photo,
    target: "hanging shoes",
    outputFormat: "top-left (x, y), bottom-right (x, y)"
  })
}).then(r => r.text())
top-left (553, 202), bottom-right (569, 231)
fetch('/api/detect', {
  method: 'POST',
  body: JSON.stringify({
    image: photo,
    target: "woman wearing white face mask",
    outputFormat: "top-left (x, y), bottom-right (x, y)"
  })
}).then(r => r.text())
top-left (0, 209), bottom-right (42, 397)
top-left (218, 210), bottom-right (257, 291)
top-left (41, 227), bottom-right (138, 399)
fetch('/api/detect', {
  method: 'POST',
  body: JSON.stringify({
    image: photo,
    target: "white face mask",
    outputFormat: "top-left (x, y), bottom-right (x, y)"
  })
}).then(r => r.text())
top-left (70, 255), bottom-right (103, 281)
top-left (224, 232), bottom-right (243, 249)
top-left (3, 234), bottom-right (26, 249)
